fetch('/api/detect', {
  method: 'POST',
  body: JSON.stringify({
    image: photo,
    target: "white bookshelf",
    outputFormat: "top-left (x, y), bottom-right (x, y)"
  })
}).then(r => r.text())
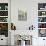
top-left (0, 3), bottom-right (8, 38)
top-left (38, 3), bottom-right (46, 37)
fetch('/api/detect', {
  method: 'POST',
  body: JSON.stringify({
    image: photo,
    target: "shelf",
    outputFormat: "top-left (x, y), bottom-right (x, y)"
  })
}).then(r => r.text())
top-left (38, 15), bottom-right (46, 17)
top-left (0, 16), bottom-right (8, 17)
top-left (38, 10), bottom-right (46, 11)
top-left (0, 22), bottom-right (8, 23)
top-left (38, 22), bottom-right (46, 23)
top-left (38, 28), bottom-right (46, 29)
top-left (0, 10), bottom-right (8, 11)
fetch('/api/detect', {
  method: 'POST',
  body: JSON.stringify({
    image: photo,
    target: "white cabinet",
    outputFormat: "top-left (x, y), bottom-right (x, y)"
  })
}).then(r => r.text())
top-left (38, 3), bottom-right (46, 37)
top-left (0, 0), bottom-right (11, 45)
top-left (38, 37), bottom-right (46, 46)
top-left (0, 0), bottom-right (8, 45)
top-left (0, 35), bottom-right (8, 45)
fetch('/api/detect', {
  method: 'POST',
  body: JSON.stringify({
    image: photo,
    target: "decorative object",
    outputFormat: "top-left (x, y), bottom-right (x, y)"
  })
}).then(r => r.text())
top-left (39, 29), bottom-right (46, 37)
top-left (38, 23), bottom-right (46, 28)
top-left (0, 11), bottom-right (8, 16)
top-left (0, 17), bottom-right (8, 22)
top-left (0, 6), bottom-right (1, 10)
top-left (18, 9), bottom-right (27, 21)
top-left (42, 12), bottom-right (45, 15)
top-left (15, 35), bottom-right (32, 46)
top-left (38, 3), bottom-right (46, 10)
top-left (0, 23), bottom-right (8, 37)
top-left (11, 23), bottom-right (16, 30)
top-left (29, 25), bottom-right (35, 30)
top-left (38, 17), bottom-right (46, 22)
top-left (5, 6), bottom-right (8, 10)
top-left (0, 3), bottom-right (8, 10)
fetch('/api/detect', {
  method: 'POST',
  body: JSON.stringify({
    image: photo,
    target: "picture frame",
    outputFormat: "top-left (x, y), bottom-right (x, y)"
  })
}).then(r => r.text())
top-left (18, 9), bottom-right (27, 21)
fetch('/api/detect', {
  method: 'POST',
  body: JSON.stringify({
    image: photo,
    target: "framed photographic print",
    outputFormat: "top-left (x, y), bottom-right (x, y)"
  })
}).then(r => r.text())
top-left (18, 9), bottom-right (27, 21)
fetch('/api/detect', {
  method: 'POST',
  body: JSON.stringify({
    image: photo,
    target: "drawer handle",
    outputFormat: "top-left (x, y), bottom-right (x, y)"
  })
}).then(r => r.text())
top-left (1, 39), bottom-right (3, 40)
top-left (43, 39), bottom-right (45, 40)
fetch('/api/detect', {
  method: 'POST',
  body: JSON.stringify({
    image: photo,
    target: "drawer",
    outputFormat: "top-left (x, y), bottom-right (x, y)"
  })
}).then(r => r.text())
top-left (0, 37), bottom-right (8, 45)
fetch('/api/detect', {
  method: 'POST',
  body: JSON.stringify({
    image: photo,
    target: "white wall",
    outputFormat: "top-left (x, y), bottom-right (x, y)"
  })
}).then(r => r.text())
top-left (11, 0), bottom-right (46, 30)
top-left (11, 0), bottom-right (38, 30)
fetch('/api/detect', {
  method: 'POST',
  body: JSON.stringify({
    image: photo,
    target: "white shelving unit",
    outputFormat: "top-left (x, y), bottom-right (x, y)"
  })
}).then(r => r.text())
top-left (38, 3), bottom-right (46, 37)
top-left (0, 2), bottom-right (9, 45)
top-left (38, 28), bottom-right (46, 29)
top-left (0, 3), bottom-right (8, 36)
